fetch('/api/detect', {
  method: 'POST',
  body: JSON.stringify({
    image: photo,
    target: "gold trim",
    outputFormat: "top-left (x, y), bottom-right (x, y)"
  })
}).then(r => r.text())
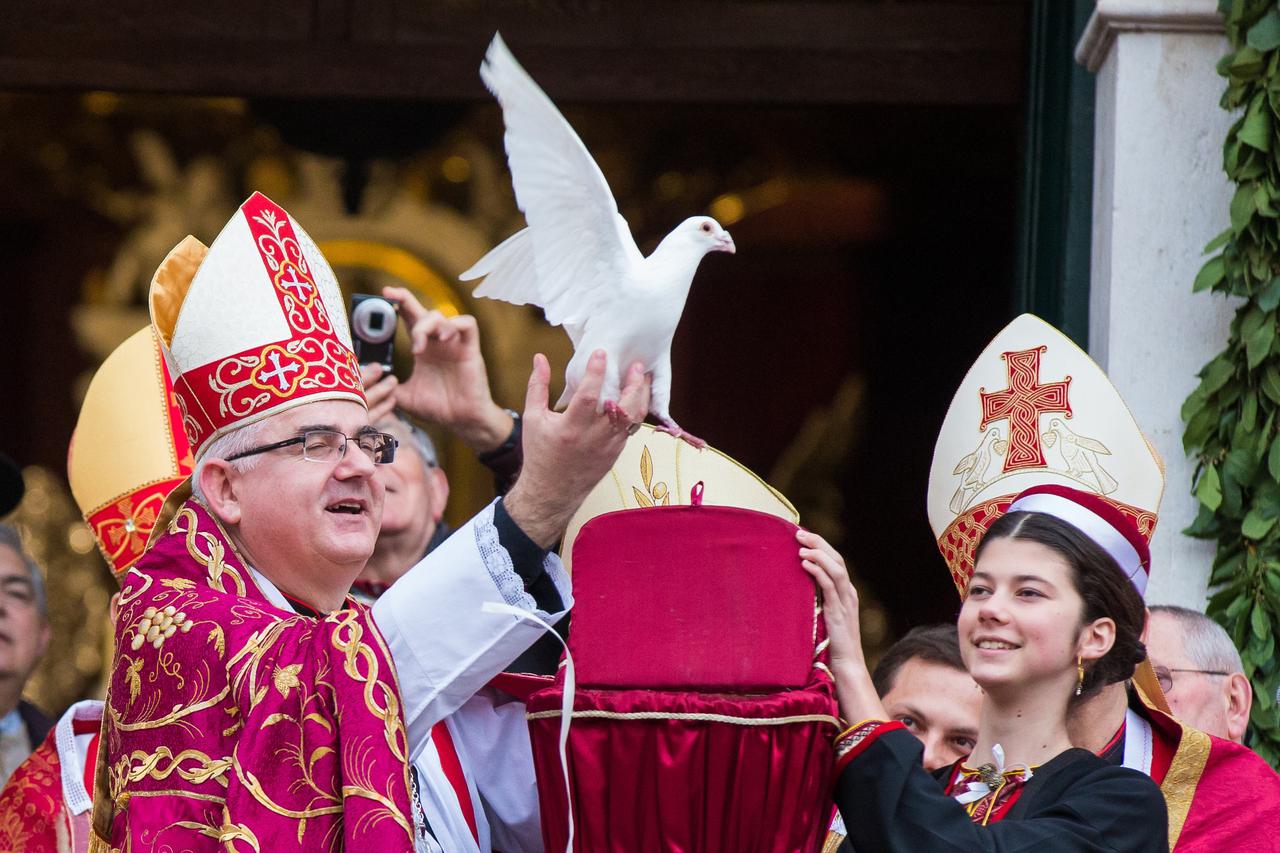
top-left (833, 717), bottom-right (889, 742)
top-left (108, 684), bottom-right (232, 732)
top-left (822, 831), bottom-right (847, 853)
top-left (87, 475), bottom-right (187, 519)
top-left (1133, 659), bottom-right (1172, 716)
top-left (526, 709), bottom-right (841, 727)
top-left (112, 788), bottom-right (228, 804)
top-left (318, 240), bottom-right (464, 318)
top-left (152, 325), bottom-right (182, 477)
top-left (1161, 723), bottom-right (1211, 849)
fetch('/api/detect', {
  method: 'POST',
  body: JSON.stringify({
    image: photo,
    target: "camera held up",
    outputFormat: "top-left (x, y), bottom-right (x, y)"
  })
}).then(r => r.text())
top-left (350, 294), bottom-right (399, 372)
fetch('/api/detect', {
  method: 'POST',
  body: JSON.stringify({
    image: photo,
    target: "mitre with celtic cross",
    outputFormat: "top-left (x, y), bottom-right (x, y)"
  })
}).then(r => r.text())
top-left (926, 313), bottom-right (1164, 596)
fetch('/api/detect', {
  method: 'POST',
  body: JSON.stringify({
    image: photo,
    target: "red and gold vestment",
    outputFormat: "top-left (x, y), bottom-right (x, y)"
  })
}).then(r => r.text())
top-left (95, 501), bottom-right (415, 851)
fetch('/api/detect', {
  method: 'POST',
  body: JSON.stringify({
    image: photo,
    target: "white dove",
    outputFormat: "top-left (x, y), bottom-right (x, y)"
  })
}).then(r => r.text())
top-left (460, 33), bottom-right (736, 448)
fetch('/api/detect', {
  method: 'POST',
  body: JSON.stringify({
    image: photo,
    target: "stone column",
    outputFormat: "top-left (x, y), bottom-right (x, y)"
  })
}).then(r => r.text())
top-left (1076, 0), bottom-right (1235, 606)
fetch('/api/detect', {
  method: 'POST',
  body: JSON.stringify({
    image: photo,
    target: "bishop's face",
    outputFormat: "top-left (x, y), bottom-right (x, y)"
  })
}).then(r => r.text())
top-left (229, 401), bottom-right (385, 585)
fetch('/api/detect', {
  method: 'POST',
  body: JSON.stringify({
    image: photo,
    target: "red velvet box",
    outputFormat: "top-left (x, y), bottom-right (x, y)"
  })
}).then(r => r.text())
top-left (568, 504), bottom-right (816, 692)
top-left (529, 503), bottom-right (839, 852)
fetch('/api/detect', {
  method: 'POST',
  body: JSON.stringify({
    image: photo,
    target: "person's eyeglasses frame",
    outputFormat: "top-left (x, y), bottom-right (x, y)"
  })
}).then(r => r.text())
top-left (225, 429), bottom-right (398, 465)
top-left (1153, 664), bottom-right (1232, 694)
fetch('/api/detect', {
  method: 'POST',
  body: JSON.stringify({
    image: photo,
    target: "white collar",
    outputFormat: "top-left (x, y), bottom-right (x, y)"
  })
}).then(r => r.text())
top-left (55, 699), bottom-right (105, 815)
top-left (247, 565), bottom-right (294, 613)
top-left (1121, 706), bottom-right (1154, 775)
top-left (0, 708), bottom-right (21, 734)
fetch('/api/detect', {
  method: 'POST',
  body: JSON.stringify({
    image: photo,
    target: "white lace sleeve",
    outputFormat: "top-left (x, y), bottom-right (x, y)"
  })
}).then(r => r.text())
top-left (473, 501), bottom-right (573, 611)
top-left (473, 501), bottom-right (535, 610)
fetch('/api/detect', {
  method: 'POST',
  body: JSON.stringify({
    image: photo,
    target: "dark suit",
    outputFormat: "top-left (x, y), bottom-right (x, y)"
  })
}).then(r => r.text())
top-left (835, 728), bottom-right (1168, 852)
top-left (17, 699), bottom-right (53, 746)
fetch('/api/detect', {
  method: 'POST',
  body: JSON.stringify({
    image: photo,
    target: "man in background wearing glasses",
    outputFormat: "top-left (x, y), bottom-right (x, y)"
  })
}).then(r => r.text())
top-left (1146, 605), bottom-right (1253, 745)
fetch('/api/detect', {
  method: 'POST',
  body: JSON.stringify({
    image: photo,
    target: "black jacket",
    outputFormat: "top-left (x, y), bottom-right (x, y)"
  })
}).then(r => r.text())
top-left (17, 699), bottom-right (52, 747)
top-left (834, 728), bottom-right (1168, 852)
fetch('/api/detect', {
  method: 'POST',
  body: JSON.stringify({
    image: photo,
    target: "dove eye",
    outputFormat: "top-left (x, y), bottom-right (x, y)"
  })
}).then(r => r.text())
top-left (700, 222), bottom-right (712, 233)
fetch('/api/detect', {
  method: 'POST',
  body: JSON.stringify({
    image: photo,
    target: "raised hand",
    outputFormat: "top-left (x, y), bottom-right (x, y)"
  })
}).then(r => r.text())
top-left (798, 529), bottom-right (887, 723)
top-left (360, 363), bottom-right (399, 426)
top-left (383, 285), bottom-right (514, 453)
top-left (504, 350), bottom-right (650, 548)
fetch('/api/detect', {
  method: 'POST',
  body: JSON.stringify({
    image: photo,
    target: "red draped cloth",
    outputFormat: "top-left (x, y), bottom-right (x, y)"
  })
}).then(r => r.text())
top-left (528, 505), bottom-right (840, 852)
top-left (0, 719), bottom-right (98, 853)
top-left (528, 670), bottom-right (838, 852)
top-left (1135, 693), bottom-right (1280, 851)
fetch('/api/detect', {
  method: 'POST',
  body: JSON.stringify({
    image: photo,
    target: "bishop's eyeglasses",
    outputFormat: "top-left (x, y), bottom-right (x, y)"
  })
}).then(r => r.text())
top-left (226, 429), bottom-right (399, 465)
top-left (1152, 664), bottom-right (1231, 694)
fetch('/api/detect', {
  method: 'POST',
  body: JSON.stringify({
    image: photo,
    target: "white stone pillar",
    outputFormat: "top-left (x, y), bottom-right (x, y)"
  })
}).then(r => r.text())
top-left (1077, 0), bottom-right (1236, 607)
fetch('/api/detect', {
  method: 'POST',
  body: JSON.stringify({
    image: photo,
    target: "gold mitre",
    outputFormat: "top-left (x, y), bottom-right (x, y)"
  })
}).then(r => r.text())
top-left (560, 424), bottom-right (798, 571)
top-left (927, 313), bottom-right (1165, 596)
top-left (68, 326), bottom-right (195, 580)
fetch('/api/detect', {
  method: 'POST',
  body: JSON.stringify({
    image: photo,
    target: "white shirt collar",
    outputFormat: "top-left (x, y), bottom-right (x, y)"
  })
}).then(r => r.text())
top-left (247, 565), bottom-right (294, 613)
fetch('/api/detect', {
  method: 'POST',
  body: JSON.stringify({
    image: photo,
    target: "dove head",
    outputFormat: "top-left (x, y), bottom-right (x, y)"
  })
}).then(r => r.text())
top-left (676, 216), bottom-right (736, 255)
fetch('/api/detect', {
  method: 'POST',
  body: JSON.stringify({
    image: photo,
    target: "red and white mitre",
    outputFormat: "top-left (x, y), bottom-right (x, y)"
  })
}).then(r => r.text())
top-left (67, 326), bottom-right (195, 580)
top-left (927, 314), bottom-right (1165, 597)
top-left (149, 192), bottom-right (365, 458)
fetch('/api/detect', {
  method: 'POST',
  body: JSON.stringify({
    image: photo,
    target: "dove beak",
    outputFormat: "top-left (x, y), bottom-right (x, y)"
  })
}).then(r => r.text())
top-left (716, 233), bottom-right (736, 254)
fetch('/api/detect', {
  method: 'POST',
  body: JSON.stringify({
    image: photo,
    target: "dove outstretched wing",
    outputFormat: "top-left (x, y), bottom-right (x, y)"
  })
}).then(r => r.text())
top-left (463, 33), bottom-right (642, 330)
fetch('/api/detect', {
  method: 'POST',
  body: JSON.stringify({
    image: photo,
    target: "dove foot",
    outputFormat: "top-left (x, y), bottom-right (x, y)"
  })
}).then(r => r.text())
top-left (656, 419), bottom-right (706, 449)
top-left (603, 400), bottom-right (629, 427)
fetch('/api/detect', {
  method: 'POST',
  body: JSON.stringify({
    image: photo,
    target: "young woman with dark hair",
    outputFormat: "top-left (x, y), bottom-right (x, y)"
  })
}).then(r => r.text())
top-left (803, 487), bottom-right (1167, 852)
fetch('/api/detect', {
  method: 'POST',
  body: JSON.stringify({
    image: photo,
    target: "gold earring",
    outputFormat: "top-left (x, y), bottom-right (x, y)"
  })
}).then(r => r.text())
top-left (1076, 656), bottom-right (1084, 696)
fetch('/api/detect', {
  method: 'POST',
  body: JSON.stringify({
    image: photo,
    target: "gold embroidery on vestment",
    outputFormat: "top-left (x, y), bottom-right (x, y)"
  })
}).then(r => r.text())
top-left (174, 506), bottom-right (247, 596)
top-left (1161, 723), bottom-right (1211, 849)
top-left (108, 682), bottom-right (231, 733)
top-left (112, 747), bottom-right (232, 799)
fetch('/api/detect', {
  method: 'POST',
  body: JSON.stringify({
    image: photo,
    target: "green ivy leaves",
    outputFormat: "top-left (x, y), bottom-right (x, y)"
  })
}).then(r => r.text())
top-left (1249, 8), bottom-right (1280, 52)
top-left (1241, 90), bottom-right (1274, 150)
top-left (1197, 463), bottom-right (1224, 511)
top-left (1185, 0), bottom-right (1280, 768)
